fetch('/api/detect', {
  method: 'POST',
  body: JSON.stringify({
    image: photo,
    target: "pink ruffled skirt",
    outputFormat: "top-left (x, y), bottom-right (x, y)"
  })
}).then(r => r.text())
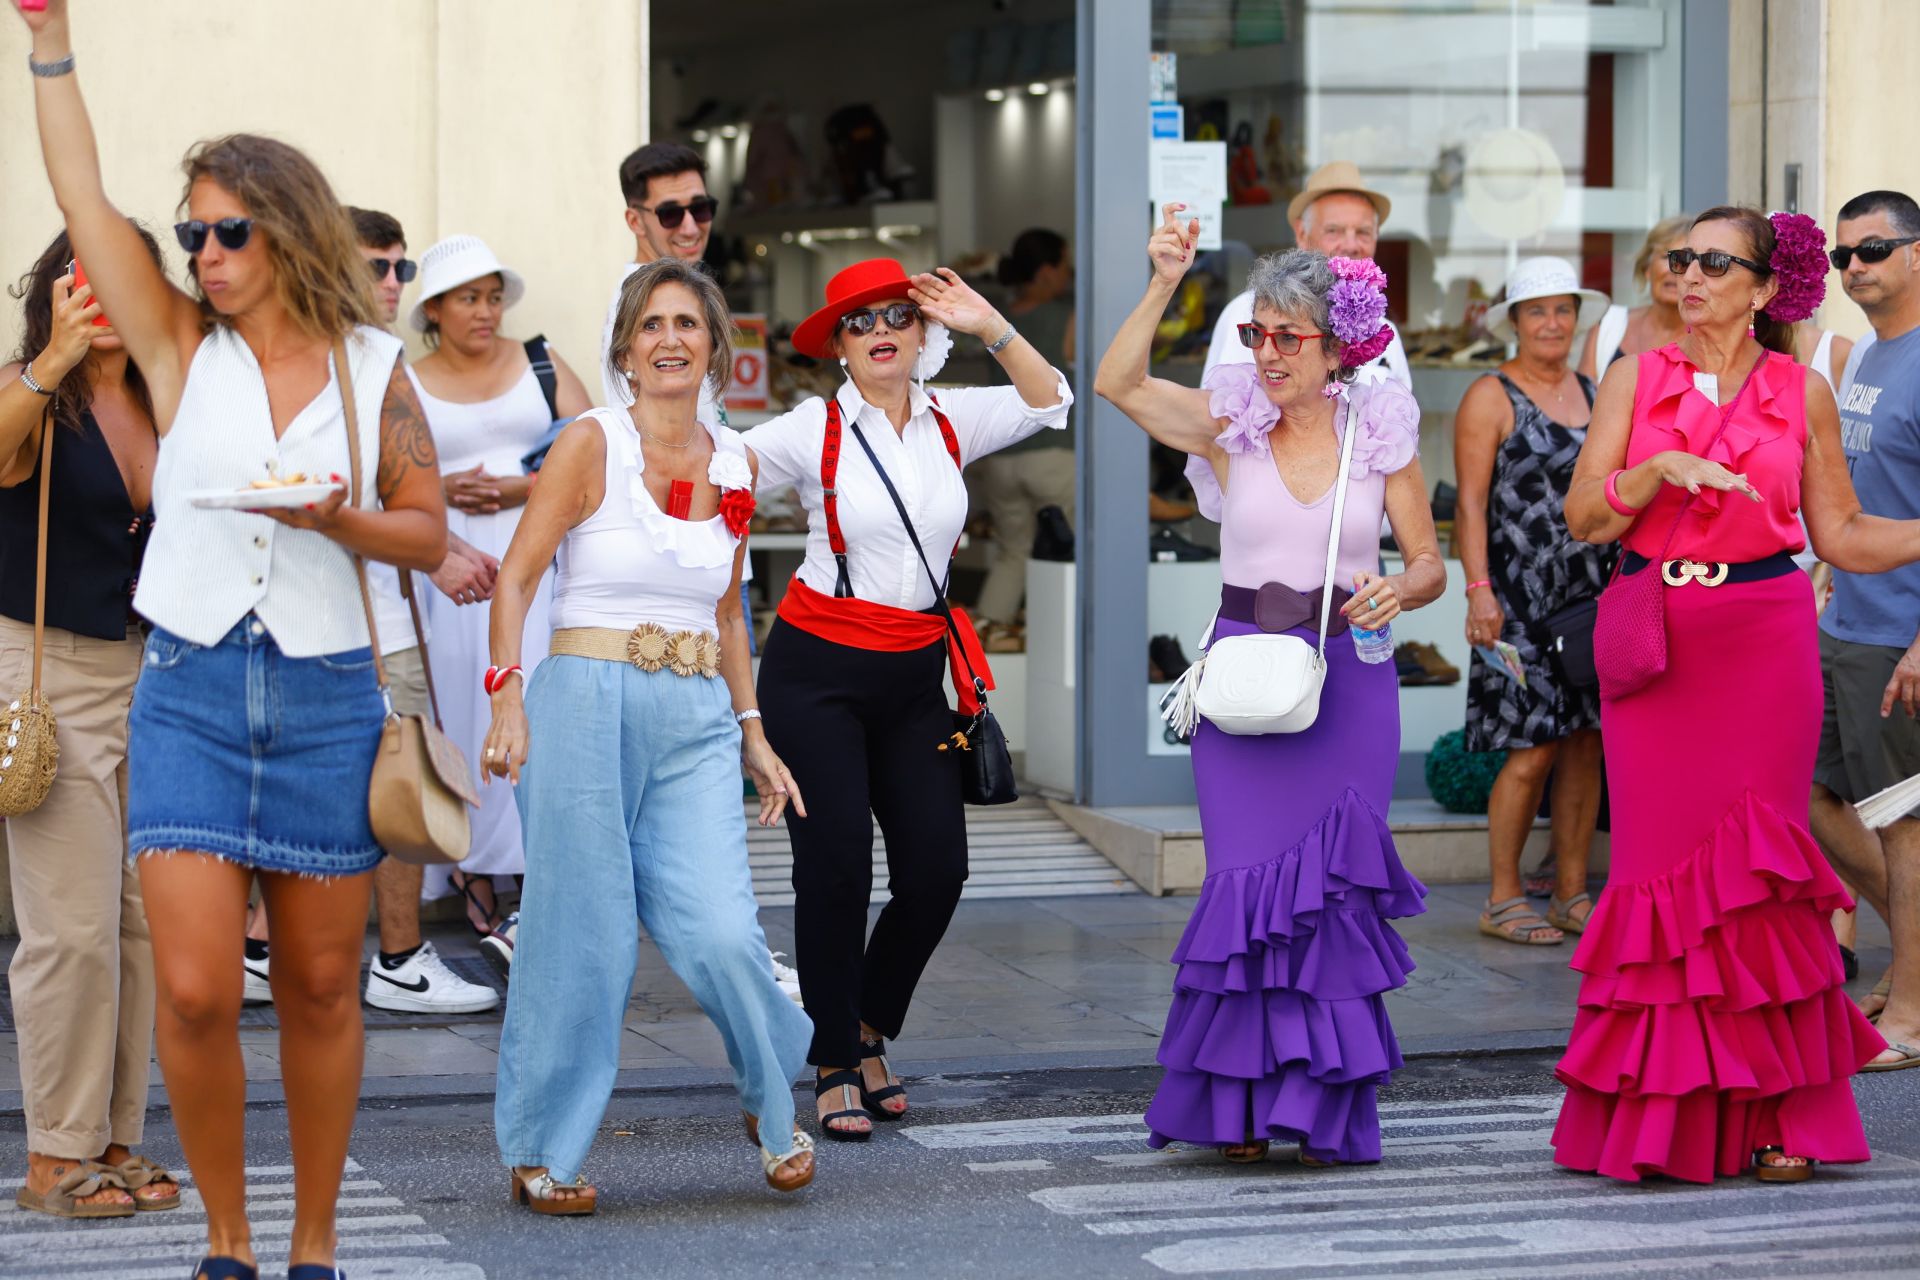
top-left (1552, 571), bottom-right (1886, 1181)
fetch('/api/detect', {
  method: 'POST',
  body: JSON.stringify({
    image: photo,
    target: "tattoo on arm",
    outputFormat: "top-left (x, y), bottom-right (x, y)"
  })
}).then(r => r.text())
top-left (377, 361), bottom-right (439, 501)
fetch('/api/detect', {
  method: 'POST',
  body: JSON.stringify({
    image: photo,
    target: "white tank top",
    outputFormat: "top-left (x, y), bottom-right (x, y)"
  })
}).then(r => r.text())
top-left (550, 408), bottom-right (748, 635)
top-left (135, 325), bottom-right (402, 657)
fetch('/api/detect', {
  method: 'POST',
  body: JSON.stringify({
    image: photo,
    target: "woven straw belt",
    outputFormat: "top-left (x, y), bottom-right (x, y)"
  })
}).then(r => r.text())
top-left (549, 624), bottom-right (721, 678)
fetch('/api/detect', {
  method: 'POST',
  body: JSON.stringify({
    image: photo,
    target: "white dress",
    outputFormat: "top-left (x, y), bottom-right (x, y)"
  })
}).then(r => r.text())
top-left (411, 364), bottom-right (555, 891)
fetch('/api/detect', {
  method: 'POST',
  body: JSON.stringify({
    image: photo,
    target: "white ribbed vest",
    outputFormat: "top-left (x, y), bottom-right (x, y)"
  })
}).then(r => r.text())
top-left (135, 325), bottom-right (403, 657)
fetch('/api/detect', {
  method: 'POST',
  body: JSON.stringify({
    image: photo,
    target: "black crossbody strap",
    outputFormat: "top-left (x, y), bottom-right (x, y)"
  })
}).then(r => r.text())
top-left (845, 421), bottom-right (988, 707)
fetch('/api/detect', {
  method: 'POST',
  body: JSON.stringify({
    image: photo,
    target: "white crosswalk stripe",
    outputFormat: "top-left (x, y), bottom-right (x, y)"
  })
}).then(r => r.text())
top-left (906, 1095), bottom-right (1920, 1277)
top-left (745, 796), bottom-right (1139, 905)
top-left (0, 1159), bottom-right (481, 1279)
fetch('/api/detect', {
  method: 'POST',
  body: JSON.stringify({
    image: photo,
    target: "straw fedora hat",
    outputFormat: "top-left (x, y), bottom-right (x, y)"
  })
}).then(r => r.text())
top-left (409, 234), bottom-right (527, 333)
top-left (1286, 160), bottom-right (1392, 228)
top-left (1487, 257), bottom-right (1610, 342)
top-left (791, 257), bottom-right (918, 359)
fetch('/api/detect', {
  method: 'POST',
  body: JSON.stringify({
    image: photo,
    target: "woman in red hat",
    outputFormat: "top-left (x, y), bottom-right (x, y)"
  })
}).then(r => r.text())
top-left (743, 258), bottom-right (1070, 1140)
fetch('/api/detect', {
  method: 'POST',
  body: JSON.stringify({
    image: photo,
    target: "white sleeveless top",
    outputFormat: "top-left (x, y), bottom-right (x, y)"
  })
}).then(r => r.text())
top-left (407, 363), bottom-right (552, 476)
top-left (551, 408), bottom-right (750, 635)
top-left (136, 325), bottom-right (402, 657)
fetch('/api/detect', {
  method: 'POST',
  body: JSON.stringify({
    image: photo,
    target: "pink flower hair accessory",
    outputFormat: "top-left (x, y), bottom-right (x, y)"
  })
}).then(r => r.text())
top-left (1327, 256), bottom-right (1392, 367)
top-left (1764, 211), bottom-right (1827, 325)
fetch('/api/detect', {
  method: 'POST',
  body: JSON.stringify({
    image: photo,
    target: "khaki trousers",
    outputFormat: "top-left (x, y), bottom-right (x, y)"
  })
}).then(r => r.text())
top-left (976, 447), bottom-right (1076, 625)
top-left (0, 615), bottom-right (153, 1155)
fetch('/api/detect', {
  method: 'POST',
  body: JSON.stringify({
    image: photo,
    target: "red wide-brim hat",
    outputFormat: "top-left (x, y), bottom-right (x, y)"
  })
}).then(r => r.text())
top-left (791, 258), bottom-right (917, 359)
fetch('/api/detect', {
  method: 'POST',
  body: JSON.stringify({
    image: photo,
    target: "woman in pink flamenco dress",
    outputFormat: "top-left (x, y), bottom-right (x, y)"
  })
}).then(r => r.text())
top-left (1556, 206), bottom-right (1920, 1183)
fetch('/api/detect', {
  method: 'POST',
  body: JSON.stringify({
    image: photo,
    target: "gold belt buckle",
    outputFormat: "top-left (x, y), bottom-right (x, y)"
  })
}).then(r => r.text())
top-left (1660, 557), bottom-right (1729, 588)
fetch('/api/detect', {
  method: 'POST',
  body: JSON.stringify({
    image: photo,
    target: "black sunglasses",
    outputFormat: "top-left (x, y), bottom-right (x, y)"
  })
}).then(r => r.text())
top-left (635, 195), bottom-right (719, 230)
top-left (1666, 247), bottom-right (1767, 278)
top-left (368, 256), bottom-right (418, 283)
top-left (173, 217), bottom-right (254, 255)
top-left (1829, 237), bottom-right (1920, 270)
top-left (839, 303), bottom-right (920, 337)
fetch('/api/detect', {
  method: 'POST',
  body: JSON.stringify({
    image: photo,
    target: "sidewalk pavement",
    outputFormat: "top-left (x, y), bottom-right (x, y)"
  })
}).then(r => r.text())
top-left (0, 886), bottom-right (1891, 1113)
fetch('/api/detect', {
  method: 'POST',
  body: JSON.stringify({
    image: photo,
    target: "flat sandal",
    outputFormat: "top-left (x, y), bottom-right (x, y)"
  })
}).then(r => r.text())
top-left (1479, 896), bottom-right (1564, 946)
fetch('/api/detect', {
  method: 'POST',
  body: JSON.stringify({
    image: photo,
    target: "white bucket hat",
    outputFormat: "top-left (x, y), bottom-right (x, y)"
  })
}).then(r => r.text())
top-left (409, 234), bottom-right (527, 333)
top-left (1488, 256), bottom-right (1610, 342)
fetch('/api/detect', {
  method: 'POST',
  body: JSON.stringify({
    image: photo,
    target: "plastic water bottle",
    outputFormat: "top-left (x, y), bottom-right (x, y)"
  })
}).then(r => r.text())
top-left (1352, 622), bottom-right (1394, 664)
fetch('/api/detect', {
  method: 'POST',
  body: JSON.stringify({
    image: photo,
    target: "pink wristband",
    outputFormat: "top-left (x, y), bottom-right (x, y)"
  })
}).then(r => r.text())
top-left (1465, 579), bottom-right (1492, 593)
top-left (1604, 469), bottom-right (1644, 517)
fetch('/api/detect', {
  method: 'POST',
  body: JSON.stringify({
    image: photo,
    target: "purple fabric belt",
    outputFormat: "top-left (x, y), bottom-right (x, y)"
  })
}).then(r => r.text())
top-left (1220, 582), bottom-right (1355, 637)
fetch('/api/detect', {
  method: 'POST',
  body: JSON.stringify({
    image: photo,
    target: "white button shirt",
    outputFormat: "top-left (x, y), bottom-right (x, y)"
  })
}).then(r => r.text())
top-left (743, 373), bottom-right (1072, 611)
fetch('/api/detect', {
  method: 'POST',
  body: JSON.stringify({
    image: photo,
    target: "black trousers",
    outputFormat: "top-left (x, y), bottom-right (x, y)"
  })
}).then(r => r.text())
top-left (757, 617), bottom-right (968, 1067)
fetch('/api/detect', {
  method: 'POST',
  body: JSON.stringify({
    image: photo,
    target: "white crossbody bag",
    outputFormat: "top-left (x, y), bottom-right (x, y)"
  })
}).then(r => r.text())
top-left (1161, 394), bottom-right (1359, 738)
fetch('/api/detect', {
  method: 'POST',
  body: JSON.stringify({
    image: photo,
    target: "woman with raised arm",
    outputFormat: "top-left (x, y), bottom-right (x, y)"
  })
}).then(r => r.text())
top-left (1552, 206), bottom-right (1920, 1184)
top-left (742, 258), bottom-right (1070, 1141)
top-left (16, 4), bottom-right (448, 1276)
top-left (482, 259), bottom-right (814, 1209)
top-left (0, 227), bottom-right (174, 1221)
top-left (1095, 205), bottom-right (1445, 1167)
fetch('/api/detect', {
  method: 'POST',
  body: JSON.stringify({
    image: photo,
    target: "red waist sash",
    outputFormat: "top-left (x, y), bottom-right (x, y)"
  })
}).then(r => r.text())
top-left (775, 575), bottom-right (994, 714)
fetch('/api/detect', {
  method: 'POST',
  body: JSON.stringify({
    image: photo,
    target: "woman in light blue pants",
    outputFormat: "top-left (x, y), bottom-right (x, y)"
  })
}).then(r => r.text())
top-left (483, 259), bottom-right (814, 1212)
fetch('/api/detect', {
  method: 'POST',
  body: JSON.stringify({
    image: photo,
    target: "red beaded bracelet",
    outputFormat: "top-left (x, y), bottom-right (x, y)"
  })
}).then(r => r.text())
top-left (1604, 469), bottom-right (1644, 517)
top-left (483, 664), bottom-right (524, 695)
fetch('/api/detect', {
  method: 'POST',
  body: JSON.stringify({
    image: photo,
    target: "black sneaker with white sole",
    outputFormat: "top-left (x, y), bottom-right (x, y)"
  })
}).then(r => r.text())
top-left (479, 912), bottom-right (517, 981)
top-left (242, 953), bottom-right (272, 1006)
top-left (364, 940), bottom-right (501, 1015)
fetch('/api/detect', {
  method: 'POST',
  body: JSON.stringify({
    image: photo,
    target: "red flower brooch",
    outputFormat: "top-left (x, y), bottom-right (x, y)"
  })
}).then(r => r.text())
top-left (719, 487), bottom-right (756, 538)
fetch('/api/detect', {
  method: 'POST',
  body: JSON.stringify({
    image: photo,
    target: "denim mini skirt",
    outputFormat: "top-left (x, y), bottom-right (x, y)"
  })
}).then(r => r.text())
top-left (128, 615), bottom-right (386, 877)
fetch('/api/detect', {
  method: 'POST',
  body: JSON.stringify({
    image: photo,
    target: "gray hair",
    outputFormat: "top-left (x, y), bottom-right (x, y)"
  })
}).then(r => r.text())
top-left (607, 258), bottom-right (734, 396)
top-left (1244, 249), bottom-right (1350, 380)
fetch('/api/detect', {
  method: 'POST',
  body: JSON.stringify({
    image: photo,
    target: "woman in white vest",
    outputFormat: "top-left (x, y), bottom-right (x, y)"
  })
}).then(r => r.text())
top-left (17, 4), bottom-right (449, 1278)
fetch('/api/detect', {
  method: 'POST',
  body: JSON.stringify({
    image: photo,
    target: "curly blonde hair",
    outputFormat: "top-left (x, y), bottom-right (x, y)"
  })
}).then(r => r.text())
top-left (180, 134), bottom-right (381, 339)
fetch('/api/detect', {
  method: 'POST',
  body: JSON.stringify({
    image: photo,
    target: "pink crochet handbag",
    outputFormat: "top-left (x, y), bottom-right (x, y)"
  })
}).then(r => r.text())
top-left (1593, 357), bottom-right (1762, 701)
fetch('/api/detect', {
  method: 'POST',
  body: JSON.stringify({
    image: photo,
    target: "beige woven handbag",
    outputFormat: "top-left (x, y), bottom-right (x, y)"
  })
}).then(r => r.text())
top-left (0, 411), bottom-right (61, 817)
top-left (335, 338), bottom-right (478, 865)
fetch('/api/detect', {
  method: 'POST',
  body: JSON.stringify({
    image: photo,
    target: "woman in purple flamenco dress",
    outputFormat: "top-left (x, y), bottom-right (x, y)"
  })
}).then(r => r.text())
top-left (1096, 207), bottom-right (1447, 1164)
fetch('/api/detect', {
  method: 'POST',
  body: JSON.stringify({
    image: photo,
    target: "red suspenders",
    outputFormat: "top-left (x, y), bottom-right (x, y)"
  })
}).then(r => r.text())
top-left (820, 395), bottom-right (962, 598)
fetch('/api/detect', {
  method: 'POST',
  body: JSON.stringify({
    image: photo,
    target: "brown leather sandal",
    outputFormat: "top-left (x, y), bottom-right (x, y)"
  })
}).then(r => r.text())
top-left (14, 1161), bottom-right (134, 1219)
top-left (113, 1154), bottom-right (181, 1210)
top-left (744, 1114), bottom-right (817, 1192)
top-left (1752, 1147), bottom-right (1813, 1183)
top-left (510, 1166), bottom-right (596, 1216)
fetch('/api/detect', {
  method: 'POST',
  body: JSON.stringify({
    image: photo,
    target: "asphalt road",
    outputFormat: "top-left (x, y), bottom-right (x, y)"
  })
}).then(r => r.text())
top-left (3, 1056), bottom-right (1917, 1280)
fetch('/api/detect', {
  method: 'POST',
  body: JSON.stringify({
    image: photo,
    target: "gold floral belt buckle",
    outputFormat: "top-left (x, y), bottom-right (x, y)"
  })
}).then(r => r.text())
top-left (625, 623), bottom-right (721, 677)
top-left (1660, 558), bottom-right (1730, 588)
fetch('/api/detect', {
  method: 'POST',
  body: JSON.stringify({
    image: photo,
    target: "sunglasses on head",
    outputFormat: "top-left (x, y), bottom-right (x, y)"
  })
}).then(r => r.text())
top-left (635, 195), bottom-right (719, 230)
top-left (1829, 237), bottom-right (1920, 270)
top-left (839, 303), bottom-right (921, 337)
top-left (1666, 247), bottom-right (1767, 278)
top-left (368, 256), bottom-right (418, 283)
top-left (173, 217), bottom-right (254, 255)
top-left (1237, 323), bottom-right (1325, 355)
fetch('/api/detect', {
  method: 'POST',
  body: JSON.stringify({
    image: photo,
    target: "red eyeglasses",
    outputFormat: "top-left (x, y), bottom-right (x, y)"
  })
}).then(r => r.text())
top-left (1237, 323), bottom-right (1326, 355)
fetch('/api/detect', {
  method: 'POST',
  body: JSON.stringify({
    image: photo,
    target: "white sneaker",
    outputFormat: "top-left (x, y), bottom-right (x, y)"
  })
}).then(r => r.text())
top-left (479, 912), bottom-right (517, 981)
top-left (365, 941), bottom-right (501, 1015)
top-left (242, 950), bottom-right (272, 1005)
top-left (769, 950), bottom-right (803, 1005)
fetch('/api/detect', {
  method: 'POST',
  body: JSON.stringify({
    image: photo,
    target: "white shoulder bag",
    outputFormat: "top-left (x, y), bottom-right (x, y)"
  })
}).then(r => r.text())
top-left (1162, 393), bottom-right (1359, 738)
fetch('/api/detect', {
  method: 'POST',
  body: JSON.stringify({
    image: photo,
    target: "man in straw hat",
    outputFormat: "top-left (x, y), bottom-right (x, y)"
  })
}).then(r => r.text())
top-left (1204, 160), bottom-right (1411, 387)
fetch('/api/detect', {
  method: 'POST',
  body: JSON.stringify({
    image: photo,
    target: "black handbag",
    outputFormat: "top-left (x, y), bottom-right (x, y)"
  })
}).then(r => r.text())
top-left (847, 422), bottom-right (1018, 806)
top-left (1539, 595), bottom-right (1600, 690)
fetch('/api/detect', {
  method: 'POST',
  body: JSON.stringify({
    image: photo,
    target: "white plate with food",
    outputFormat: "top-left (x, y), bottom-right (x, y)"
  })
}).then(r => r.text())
top-left (189, 480), bottom-right (343, 511)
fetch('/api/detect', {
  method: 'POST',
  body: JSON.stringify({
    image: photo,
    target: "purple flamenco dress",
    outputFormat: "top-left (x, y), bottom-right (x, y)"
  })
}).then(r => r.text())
top-left (1147, 367), bottom-right (1428, 1163)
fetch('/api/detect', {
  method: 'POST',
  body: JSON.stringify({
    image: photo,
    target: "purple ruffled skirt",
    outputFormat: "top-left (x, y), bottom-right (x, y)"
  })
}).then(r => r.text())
top-left (1145, 616), bottom-right (1427, 1163)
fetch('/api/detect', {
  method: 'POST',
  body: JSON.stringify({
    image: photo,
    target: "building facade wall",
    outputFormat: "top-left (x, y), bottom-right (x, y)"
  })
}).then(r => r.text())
top-left (0, 0), bottom-right (649, 376)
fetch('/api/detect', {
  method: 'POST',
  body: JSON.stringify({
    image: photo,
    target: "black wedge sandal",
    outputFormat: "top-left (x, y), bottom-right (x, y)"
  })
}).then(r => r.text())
top-left (815, 1069), bottom-right (873, 1142)
top-left (288, 1266), bottom-right (345, 1280)
top-left (192, 1259), bottom-right (258, 1280)
top-left (859, 1037), bottom-right (908, 1119)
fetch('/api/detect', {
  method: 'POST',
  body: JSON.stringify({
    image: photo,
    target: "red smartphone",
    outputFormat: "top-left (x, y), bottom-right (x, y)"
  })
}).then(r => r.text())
top-left (68, 259), bottom-right (110, 327)
top-left (667, 479), bottom-right (694, 521)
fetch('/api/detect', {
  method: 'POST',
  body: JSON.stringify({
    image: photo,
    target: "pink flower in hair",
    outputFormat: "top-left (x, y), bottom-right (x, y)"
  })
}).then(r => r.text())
top-left (1764, 211), bottom-right (1828, 324)
top-left (1341, 323), bottom-right (1394, 368)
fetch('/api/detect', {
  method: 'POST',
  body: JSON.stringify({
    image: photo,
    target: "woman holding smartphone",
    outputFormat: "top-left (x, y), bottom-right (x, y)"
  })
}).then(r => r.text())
top-left (15, 4), bottom-right (449, 1278)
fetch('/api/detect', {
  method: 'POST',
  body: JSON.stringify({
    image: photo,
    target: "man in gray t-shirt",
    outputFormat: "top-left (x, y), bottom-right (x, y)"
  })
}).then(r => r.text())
top-left (1809, 189), bottom-right (1920, 1067)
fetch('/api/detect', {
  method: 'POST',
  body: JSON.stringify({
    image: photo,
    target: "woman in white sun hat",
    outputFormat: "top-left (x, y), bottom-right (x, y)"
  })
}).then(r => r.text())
top-left (1453, 257), bottom-right (1613, 947)
top-left (408, 235), bottom-right (592, 957)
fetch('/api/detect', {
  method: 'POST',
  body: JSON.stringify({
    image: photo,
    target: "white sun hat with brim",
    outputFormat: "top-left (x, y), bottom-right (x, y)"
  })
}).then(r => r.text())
top-left (1488, 256), bottom-right (1611, 342)
top-left (408, 234), bottom-right (527, 333)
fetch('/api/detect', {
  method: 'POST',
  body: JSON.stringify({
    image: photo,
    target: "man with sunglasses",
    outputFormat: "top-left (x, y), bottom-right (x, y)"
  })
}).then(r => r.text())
top-left (1809, 189), bottom-right (1920, 1071)
top-left (1203, 160), bottom-right (1411, 388)
top-left (600, 142), bottom-right (723, 416)
top-left (241, 207), bottom-right (502, 1017)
